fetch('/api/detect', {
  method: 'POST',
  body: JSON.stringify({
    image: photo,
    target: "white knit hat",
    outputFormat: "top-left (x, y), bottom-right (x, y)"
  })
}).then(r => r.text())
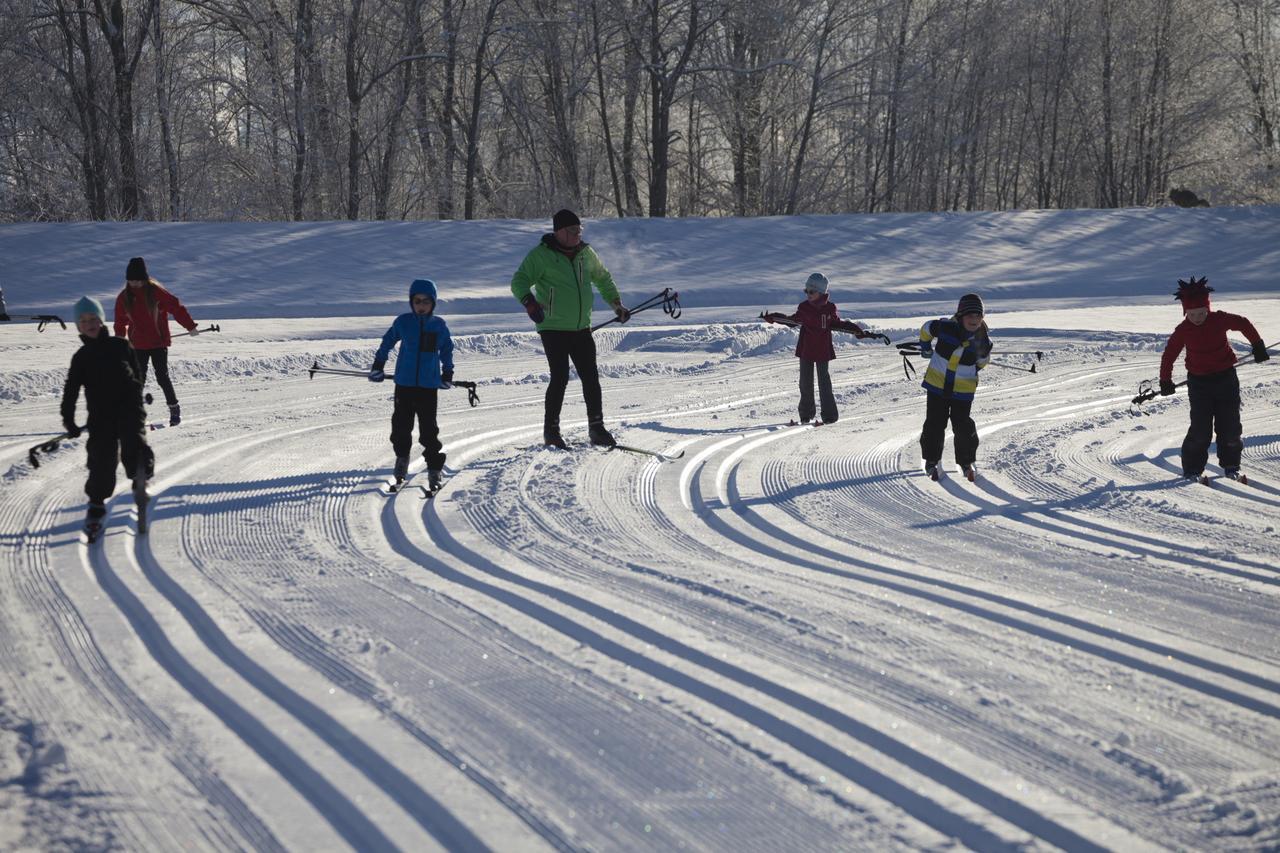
top-left (804, 273), bottom-right (829, 294)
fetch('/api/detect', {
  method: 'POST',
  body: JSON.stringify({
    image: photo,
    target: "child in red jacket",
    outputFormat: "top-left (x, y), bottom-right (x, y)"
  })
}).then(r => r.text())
top-left (1159, 276), bottom-right (1269, 481)
top-left (113, 257), bottom-right (199, 426)
top-left (765, 273), bottom-right (868, 425)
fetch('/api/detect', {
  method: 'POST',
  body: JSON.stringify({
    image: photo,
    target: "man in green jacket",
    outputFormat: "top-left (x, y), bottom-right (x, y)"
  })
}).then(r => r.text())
top-left (511, 209), bottom-right (630, 448)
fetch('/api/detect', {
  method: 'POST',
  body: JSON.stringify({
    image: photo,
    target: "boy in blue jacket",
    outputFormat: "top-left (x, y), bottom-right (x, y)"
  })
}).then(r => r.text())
top-left (369, 279), bottom-right (454, 490)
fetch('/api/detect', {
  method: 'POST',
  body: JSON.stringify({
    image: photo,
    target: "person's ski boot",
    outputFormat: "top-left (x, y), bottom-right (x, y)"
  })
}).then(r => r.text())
top-left (544, 420), bottom-right (568, 449)
top-left (588, 421), bottom-right (616, 447)
top-left (924, 461), bottom-right (940, 481)
top-left (1224, 467), bottom-right (1249, 485)
top-left (85, 501), bottom-right (107, 543)
top-left (427, 469), bottom-right (444, 492)
top-left (168, 403), bottom-right (182, 427)
top-left (962, 464), bottom-right (976, 482)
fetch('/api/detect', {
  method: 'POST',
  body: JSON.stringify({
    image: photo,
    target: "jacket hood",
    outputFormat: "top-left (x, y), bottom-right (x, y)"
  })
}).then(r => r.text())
top-left (410, 279), bottom-right (437, 303)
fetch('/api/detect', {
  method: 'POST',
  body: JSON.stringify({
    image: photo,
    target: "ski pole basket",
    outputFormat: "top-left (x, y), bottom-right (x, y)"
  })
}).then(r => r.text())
top-left (450, 380), bottom-right (480, 407)
top-left (28, 428), bottom-right (80, 468)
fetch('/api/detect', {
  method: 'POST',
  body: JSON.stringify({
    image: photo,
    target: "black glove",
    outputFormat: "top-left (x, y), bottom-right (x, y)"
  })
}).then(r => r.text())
top-left (521, 294), bottom-right (545, 324)
top-left (64, 422), bottom-right (81, 438)
top-left (441, 369), bottom-right (454, 385)
top-left (369, 359), bottom-right (386, 383)
top-left (919, 343), bottom-right (932, 359)
top-left (611, 300), bottom-right (631, 323)
top-left (1159, 378), bottom-right (1176, 396)
top-left (1254, 340), bottom-right (1271, 363)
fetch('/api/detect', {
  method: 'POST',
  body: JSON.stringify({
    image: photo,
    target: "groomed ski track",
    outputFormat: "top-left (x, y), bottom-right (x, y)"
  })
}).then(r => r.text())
top-left (2, 327), bottom-right (1278, 851)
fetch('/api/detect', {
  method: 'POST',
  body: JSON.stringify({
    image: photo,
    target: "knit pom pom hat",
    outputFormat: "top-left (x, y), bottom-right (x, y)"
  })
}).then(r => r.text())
top-left (1174, 276), bottom-right (1213, 311)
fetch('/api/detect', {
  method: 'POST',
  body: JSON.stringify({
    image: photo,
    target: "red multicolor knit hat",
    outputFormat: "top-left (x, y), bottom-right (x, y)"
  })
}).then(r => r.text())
top-left (1173, 276), bottom-right (1213, 311)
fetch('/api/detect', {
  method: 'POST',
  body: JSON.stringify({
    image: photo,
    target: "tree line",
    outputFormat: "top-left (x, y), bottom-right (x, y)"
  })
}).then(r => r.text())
top-left (1, 0), bottom-right (1277, 222)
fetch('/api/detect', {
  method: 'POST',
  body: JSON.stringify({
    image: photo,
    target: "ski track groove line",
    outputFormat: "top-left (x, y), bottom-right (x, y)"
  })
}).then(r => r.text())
top-left (386, 481), bottom-right (1111, 852)
top-left (710, 414), bottom-right (1280, 717)
top-left (152, 414), bottom-right (591, 851)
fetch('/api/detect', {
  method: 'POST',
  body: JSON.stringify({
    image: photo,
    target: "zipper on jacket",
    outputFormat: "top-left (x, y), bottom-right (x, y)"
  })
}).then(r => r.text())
top-left (415, 316), bottom-right (423, 386)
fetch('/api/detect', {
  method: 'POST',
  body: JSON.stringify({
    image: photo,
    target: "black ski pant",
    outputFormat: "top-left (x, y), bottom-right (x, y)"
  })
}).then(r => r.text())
top-left (799, 359), bottom-right (837, 424)
top-left (920, 392), bottom-right (978, 467)
top-left (84, 414), bottom-right (153, 505)
top-left (390, 385), bottom-right (445, 470)
top-left (539, 329), bottom-right (603, 431)
top-left (136, 347), bottom-right (178, 406)
top-left (1182, 367), bottom-right (1242, 476)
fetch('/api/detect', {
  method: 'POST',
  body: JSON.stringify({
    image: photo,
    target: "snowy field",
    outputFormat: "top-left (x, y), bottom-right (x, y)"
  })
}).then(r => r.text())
top-left (1, 207), bottom-right (1279, 851)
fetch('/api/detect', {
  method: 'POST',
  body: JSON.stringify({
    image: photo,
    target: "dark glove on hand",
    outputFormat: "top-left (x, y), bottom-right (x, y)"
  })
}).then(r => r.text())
top-left (612, 301), bottom-right (631, 323)
top-left (521, 294), bottom-right (545, 324)
top-left (1159, 378), bottom-right (1176, 396)
top-left (1254, 341), bottom-right (1271, 363)
top-left (441, 369), bottom-right (454, 385)
top-left (64, 422), bottom-right (81, 438)
top-left (919, 344), bottom-right (932, 359)
top-left (368, 368), bottom-right (385, 383)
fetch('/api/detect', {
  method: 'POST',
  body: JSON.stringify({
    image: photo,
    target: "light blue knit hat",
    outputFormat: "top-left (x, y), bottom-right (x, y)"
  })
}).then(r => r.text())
top-left (73, 296), bottom-right (104, 321)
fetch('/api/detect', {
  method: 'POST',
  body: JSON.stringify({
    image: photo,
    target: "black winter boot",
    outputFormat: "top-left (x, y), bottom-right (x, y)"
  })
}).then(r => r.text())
top-left (544, 417), bottom-right (568, 449)
top-left (588, 421), bottom-right (616, 447)
top-left (168, 403), bottom-right (181, 426)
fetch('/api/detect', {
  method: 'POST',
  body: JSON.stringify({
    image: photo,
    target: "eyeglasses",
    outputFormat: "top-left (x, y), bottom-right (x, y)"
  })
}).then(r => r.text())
top-left (562, 225), bottom-right (583, 235)
top-left (412, 296), bottom-right (433, 304)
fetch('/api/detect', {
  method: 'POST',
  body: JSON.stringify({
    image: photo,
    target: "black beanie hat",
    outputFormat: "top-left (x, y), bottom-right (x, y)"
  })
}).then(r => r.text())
top-left (956, 293), bottom-right (984, 317)
top-left (552, 209), bottom-right (581, 231)
top-left (126, 257), bottom-right (149, 281)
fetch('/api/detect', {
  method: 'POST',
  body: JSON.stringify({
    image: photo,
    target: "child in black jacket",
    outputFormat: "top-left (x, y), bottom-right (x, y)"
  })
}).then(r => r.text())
top-left (61, 296), bottom-right (154, 540)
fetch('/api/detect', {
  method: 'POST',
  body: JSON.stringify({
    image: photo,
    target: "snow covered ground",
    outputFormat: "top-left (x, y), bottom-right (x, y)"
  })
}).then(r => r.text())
top-left (1, 207), bottom-right (1279, 851)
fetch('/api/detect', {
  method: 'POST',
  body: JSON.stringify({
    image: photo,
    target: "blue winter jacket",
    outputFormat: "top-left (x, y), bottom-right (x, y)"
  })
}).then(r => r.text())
top-left (374, 279), bottom-right (454, 388)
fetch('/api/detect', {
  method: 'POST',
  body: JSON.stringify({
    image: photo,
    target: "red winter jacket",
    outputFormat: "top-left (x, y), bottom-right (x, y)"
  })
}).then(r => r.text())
top-left (113, 282), bottom-right (196, 349)
top-left (1160, 311), bottom-right (1261, 380)
top-left (786, 295), bottom-right (863, 362)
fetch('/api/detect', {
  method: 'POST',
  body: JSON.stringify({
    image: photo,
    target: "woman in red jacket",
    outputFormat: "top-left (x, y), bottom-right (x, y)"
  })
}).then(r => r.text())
top-left (113, 257), bottom-right (199, 426)
top-left (1159, 276), bottom-right (1269, 481)
top-left (765, 273), bottom-right (869, 425)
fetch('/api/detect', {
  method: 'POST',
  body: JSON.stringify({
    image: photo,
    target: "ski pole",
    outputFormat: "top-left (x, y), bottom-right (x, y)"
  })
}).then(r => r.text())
top-left (1131, 340), bottom-right (1278, 407)
top-left (308, 359), bottom-right (369, 380)
top-left (170, 323), bottom-right (222, 338)
top-left (998, 350), bottom-right (1046, 361)
top-left (591, 287), bottom-right (681, 332)
top-left (986, 359), bottom-right (1037, 373)
top-left (1, 313), bottom-right (67, 332)
top-left (761, 311), bottom-right (890, 344)
top-left (448, 380), bottom-right (481, 407)
top-left (28, 426), bottom-right (84, 468)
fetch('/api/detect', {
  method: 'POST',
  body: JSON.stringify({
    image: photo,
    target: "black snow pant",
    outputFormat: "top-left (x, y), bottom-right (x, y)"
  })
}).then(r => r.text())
top-left (136, 347), bottom-right (178, 406)
top-left (1182, 367), bottom-right (1242, 476)
top-left (920, 392), bottom-right (979, 468)
top-left (390, 385), bottom-right (445, 471)
top-left (84, 413), bottom-right (153, 505)
top-left (539, 329), bottom-right (604, 431)
top-left (799, 359), bottom-right (837, 424)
